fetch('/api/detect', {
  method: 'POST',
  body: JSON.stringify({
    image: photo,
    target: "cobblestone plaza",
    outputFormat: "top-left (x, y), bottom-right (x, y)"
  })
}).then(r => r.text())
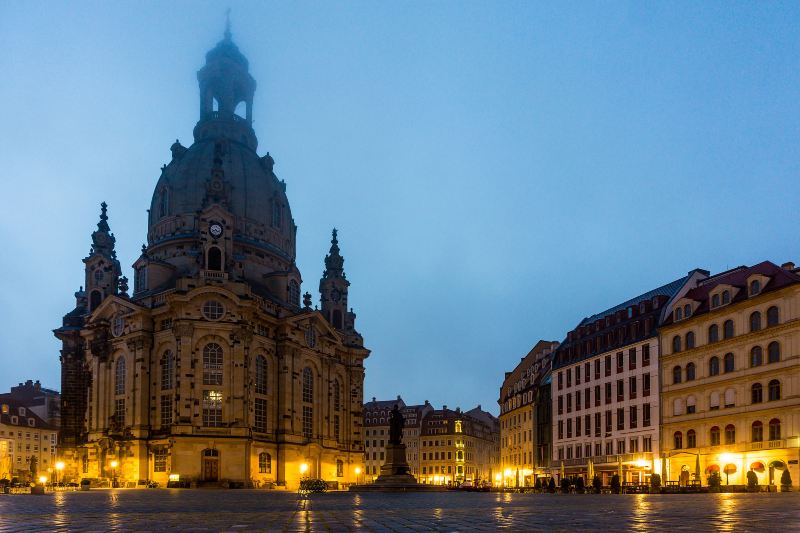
top-left (1, 490), bottom-right (799, 532)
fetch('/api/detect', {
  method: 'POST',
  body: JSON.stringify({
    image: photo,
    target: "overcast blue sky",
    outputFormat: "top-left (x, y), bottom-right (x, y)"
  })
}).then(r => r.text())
top-left (1, 2), bottom-right (798, 414)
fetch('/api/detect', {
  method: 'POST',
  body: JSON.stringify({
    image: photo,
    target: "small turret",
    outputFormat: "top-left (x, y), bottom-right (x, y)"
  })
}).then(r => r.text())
top-left (84, 202), bottom-right (122, 312)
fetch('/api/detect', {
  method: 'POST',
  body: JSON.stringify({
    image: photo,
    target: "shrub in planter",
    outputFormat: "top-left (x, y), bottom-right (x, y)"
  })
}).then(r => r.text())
top-left (592, 476), bottom-right (602, 494)
top-left (560, 478), bottom-right (571, 494)
top-left (299, 478), bottom-right (328, 493)
top-left (650, 473), bottom-right (661, 493)
top-left (575, 476), bottom-right (585, 494)
top-left (610, 474), bottom-right (621, 494)
top-left (781, 469), bottom-right (792, 491)
top-left (746, 470), bottom-right (758, 491)
top-left (548, 478), bottom-right (556, 493)
top-left (707, 472), bottom-right (721, 492)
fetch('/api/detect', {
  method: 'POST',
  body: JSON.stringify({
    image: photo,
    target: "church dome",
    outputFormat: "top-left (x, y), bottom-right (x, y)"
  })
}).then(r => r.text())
top-left (144, 31), bottom-right (298, 286)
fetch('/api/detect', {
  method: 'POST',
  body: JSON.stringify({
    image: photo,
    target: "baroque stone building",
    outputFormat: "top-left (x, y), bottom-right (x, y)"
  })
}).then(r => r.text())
top-left (363, 396), bottom-right (433, 480)
top-left (55, 30), bottom-right (369, 489)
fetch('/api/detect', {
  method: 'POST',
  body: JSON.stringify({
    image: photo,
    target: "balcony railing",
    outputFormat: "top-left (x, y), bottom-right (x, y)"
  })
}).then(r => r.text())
top-left (202, 270), bottom-right (228, 282)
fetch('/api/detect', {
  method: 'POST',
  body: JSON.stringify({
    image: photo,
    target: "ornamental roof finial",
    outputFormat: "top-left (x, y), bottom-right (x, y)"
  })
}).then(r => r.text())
top-left (224, 8), bottom-right (232, 41)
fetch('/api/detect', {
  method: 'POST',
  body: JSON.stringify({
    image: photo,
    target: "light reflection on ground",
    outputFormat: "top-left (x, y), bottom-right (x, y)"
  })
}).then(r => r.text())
top-left (0, 489), bottom-right (798, 532)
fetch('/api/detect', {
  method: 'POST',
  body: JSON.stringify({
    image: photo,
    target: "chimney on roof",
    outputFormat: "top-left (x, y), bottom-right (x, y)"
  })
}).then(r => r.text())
top-left (372, 397), bottom-right (376, 402)
top-left (477, 404), bottom-right (481, 410)
top-left (397, 395), bottom-right (401, 400)
top-left (443, 405), bottom-right (447, 410)
top-left (424, 400), bottom-right (430, 406)
top-left (782, 262), bottom-right (796, 271)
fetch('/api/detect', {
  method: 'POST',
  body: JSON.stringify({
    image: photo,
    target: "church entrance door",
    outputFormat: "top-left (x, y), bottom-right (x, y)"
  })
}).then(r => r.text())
top-left (202, 449), bottom-right (219, 481)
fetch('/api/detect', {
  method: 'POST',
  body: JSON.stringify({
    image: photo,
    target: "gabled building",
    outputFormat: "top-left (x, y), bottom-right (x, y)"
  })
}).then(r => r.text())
top-left (54, 29), bottom-right (369, 490)
top-left (660, 260), bottom-right (800, 488)
top-left (0, 401), bottom-right (58, 481)
top-left (551, 269), bottom-right (708, 484)
top-left (0, 380), bottom-right (61, 428)
top-left (498, 339), bottom-right (558, 487)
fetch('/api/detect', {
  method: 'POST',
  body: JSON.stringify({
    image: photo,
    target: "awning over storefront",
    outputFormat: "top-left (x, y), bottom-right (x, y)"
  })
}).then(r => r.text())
top-left (750, 461), bottom-right (765, 473)
top-left (769, 460), bottom-right (786, 470)
top-left (705, 464), bottom-right (720, 474)
top-left (723, 464), bottom-right (737, 475)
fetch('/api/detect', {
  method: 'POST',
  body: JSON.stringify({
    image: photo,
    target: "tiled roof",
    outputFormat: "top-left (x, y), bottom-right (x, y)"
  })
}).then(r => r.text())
top-left (0, 400), bottom-right (56, 431)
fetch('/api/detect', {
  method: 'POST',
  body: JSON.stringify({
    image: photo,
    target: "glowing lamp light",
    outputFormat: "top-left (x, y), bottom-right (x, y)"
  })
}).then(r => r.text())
top-left (636, 460), bottom-right (649, 469)
top-left (355, 467), bottom-right (361, 475)
top-left (299, 463), bottom-right (309, 474)
top-left (55, 461), bottom-right (65, 471)
top-left (168, 474), bottom-right (180, 482)
top-left (719, 453), bottom-right (737, 464)
top-left (494, 473), bottom-right (502, 482)
top-left (110, 460), bottom-right (119, 469)
top-left (38, 475), bottom-right (48, 484)
top-left (503, 469), bottom-right (512, 478)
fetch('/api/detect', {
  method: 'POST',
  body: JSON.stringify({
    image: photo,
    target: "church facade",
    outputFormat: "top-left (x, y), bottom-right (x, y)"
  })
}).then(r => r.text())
top-left (55, 30), bottom-right (369, 489)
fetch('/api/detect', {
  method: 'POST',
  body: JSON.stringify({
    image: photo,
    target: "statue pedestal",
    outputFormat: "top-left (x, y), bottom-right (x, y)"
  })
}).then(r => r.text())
top-left (350, 443), bottom-right (446, 492)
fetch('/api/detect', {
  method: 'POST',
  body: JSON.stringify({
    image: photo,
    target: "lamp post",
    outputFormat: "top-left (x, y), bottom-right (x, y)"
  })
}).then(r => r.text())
top-left (55, 461), bottom-right (65, 486)
top-left (110, 460), bottom-right (119, 488)
top-left (355, 467), bottom-right (362, 485)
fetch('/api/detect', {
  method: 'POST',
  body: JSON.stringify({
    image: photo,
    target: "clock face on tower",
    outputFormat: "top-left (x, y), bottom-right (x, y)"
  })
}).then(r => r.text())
top-left (209, 223), bottom-right (223, 238)
top-left (331, 288), bottom-right (341, 302)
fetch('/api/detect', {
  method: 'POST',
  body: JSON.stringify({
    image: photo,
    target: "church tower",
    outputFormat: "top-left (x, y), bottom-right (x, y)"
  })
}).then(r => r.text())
top-left (319, 229), bottom-right (361, 344)
top-left (84, 202), bottom-right (121, 312)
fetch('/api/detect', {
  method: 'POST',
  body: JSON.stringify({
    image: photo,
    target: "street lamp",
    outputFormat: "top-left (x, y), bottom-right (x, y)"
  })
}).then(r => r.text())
top-left (110, 460), bottom-right (119, 488)
top-left (355, 467), bottom-right (361, 485)
top-left (299, 462), bottom-right (309, 477)
top-left (55, 461), bottom-right (65, 486)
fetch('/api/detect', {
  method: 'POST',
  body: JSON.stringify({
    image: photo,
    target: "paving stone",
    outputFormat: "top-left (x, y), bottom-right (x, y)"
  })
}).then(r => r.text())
top-left (0, 490), bottom-right (798, 532)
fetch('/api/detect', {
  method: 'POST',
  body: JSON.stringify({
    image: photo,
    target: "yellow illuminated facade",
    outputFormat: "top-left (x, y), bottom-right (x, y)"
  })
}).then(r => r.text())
top-left (499, 340), bottom-right (558, 487)
top-left (660, 261), bottom-right (800, 487)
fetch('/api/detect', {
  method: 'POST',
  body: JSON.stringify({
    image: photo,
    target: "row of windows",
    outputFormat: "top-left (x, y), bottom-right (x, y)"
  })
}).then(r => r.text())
top-left (672, 380), bottom-right (781, 415)
top-left (558, 374), bottom-right (652, 414)
top-left (672, 307), bottom-right (780, 352)
top-left (557, 404), bottom-right (653, 440)
top-left (672, 343), bottom-right (782, 384)
top-left (558, 346), bottom-right (652, 391)
top-left (673, 419), bottom-right (781, 449)
top-left (556, 436), bottom-right (654, 460)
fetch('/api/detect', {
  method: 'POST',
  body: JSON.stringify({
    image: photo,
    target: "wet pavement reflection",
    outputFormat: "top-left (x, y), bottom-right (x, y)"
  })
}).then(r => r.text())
top-left (0, 489), bottom-right (798, 531)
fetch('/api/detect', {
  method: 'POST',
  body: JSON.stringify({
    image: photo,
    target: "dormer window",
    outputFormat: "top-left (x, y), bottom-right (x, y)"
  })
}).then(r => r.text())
top-left (683, 304), bottom-right (691, 318)
top-left (675, 308), bottom-right (683, 321)
top-left (721, 290), bottom-right (730, 305)
top-left (28, 418), bottom-right (35, 427)
top-left (19, 407), bottom-right (25, 416)
top-left (711, 294), bottom-right (720, 308)
top-left (750, 280), bottom-right (761, 296)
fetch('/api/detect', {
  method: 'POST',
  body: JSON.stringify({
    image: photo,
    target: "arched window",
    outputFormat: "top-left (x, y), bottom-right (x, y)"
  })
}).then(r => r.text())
top-left (750, 312), bottom-right (761, 332)
top-left (686, 362), bottom-right (696, 381)
top-left (160, 350), bottom-right (173, 390)
top-left (684, 304), bottom-right (692, 317)
top-left (687, 429), bottom-right (697, 448)
top-left (712, 294), bottom-right (720, 308)
top-left (333, 309), bottom-right (343, 329)
top-left (255, 355), bottom-right (267, 395)
top-left (750, 280), bottom-right (761, 295)
top-left (751, 383), bottom-right (763, 404)
top-left (687, 395), bottom-right (696, 414)
top-left (302, 367), bottom-right (314, 403)
top-left (259, 452), bottom-right (271, 474)
top-left (710, 426), bottom-right (721, 446)
top-left (709, 356), bottom-right (720, 376)
top-left (302, 367), bottom-right (314, 439)
top-left (333, 379), bottom-right (341, 411)
top-left (686, 332), bottom-right (695, 349)
top-left (723, 320), bottom-right (734, 339)
top-left (115, 357), bottom-right (126, 395)
top-left (769, 419), bottom-right (781, 441)
top-left (673, 398), bottom-right (684, 416)
top-left (708, 324), bottom-right (719, 343)
top-left (768, 380), bottom-right (781, 401)
top-left (767, 306), bottom-right (780, 327)
top-left (751, 421), bottom-right (763, 442)
top-left (724, 424), bottom-right (735, 445)
top-left (288, 280), bottom-right (300, 306)
top-left (675, 307), bottom-right (683, 321)
top-left (768, 342), bottom-right (780, 364)
top-left (672, 365), bottom-right (682, 384)
top-left (722, 290), bottom-right (730, 304)
top-left (724, 353), bottom-right (735, 373)
top-left (709, 391), bottom-right (720, 410)
top-left (673, 431), bottom-right (683, 450)
top-left (90, 290), bottom-right (102, 311)
top-left (724, 388), bottom-right (735, 408)
top-left (207, 247), bottom-right (222, 271)
top-left (203, 343), bottom-right (223, 385)
top-left (750, 346), bottom-right (763, 367)
top-left (672, 335), bottom-right (682, 353)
